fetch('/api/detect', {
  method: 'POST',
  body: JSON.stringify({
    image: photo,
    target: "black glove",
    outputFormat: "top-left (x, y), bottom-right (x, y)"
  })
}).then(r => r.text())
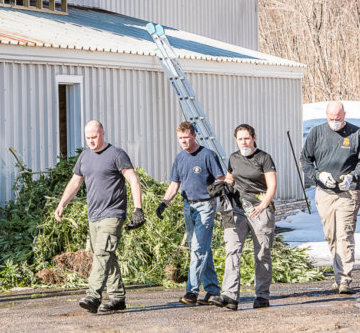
top-left (207, 180), bottom-right (226, 198)
top-left (207, 181), bottom-right (235, 198)
top-left (156, 202), bottom-right (167, 219)
top-left (125, 208), bottom-right (145, 231)
top-left (224, 182), bottom-right (235, 195)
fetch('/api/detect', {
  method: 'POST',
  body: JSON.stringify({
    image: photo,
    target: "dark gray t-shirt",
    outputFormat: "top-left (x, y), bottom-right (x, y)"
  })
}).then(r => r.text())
top-left (73, 144), bottom-right (133, 222)
top-left (300, 122), bottom-right (360, 193)
top-left (228, 149), bottom-right (276, 204)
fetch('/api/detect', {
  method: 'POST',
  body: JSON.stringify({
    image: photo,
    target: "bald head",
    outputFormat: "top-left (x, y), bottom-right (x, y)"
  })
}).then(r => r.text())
top-left (85, 120), bottom-right (104, 132)
top-left (326, 101), bottom-right (346, 131)
top-left (84, 120), bottom-right (106, 152)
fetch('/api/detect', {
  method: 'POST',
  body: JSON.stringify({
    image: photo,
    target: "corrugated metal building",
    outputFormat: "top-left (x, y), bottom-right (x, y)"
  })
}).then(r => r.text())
top-left (67, 0), bottom-right (259, 50)
top-left (0, 6), bottom-right (304, 205)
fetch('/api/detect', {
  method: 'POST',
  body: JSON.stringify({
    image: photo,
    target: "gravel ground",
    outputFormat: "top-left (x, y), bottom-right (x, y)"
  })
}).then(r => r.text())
top-left (1, 270), bottom-right (360, 333)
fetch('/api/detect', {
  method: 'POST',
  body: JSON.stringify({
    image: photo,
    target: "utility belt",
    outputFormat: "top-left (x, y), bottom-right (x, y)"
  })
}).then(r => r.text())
top-left (184, 198), bottom-right (211, 204)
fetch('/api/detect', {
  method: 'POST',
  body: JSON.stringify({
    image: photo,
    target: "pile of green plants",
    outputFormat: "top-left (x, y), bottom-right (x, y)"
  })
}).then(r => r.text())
top-left (0, 148), bottom-right (325, 291)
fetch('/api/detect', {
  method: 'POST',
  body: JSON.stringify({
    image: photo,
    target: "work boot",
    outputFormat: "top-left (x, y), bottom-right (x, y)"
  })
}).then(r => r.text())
top-left (179, 292), bottom-right (197, 305)
top-left (98, 299), bottom-right (126, 312)
top-left (253, 297), bottom-right (270, 309)
top-left (211, 295), bottom-right (238, 311)
top-left (339, 283), bottom-right (354, 295)
top-left (197, 292), bottom-right (219, 305)
top-left (79, 296), bottom-right (101, 313)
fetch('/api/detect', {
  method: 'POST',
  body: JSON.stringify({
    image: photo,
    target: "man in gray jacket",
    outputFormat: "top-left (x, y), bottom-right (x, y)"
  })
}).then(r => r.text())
top-left (300, 101), bottom-right (360, 294)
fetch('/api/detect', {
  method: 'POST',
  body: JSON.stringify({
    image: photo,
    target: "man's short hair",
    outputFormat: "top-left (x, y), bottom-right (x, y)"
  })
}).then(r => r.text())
top-left (85, 120), bottom-right (104, 131)
top-left (176, 121), bottom-right (195, 135)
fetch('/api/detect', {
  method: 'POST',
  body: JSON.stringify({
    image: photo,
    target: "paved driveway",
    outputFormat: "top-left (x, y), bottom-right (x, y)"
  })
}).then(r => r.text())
top-left (1, 271), bottom-right (360, 332)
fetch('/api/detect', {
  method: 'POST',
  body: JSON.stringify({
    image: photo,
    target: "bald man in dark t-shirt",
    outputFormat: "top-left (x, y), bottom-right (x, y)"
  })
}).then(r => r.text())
top-left (55, 120), bottom-right (144, 313)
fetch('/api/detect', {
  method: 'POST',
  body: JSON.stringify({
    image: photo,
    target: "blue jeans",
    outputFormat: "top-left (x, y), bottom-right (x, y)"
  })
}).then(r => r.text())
top-left (183, 199), bottom-right (220, 295)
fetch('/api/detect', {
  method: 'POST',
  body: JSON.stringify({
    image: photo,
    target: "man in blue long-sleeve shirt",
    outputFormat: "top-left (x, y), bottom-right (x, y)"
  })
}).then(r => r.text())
top-left (300, 101), bottom-right (360, 294)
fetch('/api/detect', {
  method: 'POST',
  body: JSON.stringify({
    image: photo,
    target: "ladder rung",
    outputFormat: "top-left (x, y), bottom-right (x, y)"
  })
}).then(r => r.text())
top-left (179, 96), bottom-right (195, 100)
top-left (169, 77), bottom-right (185, 81)
top-left (170, 77), bottom-right (185, 80)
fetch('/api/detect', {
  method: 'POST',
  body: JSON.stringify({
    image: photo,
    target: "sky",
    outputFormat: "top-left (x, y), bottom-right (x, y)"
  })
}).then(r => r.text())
top-left (277, 101), bottom-right (360, 267)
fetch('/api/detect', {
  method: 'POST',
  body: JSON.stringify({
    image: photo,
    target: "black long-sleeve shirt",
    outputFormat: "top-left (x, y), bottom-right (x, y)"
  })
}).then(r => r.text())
top-left (300, 122), bottom-right (360, 193)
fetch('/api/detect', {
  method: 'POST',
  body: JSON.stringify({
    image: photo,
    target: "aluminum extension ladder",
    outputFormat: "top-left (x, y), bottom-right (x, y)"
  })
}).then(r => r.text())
top-left (146, 23), bottom-right (228, 172)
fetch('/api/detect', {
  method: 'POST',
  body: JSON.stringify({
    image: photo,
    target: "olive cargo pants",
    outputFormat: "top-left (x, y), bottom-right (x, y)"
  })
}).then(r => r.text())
top-left (87, 217), bottom-right (126, 301)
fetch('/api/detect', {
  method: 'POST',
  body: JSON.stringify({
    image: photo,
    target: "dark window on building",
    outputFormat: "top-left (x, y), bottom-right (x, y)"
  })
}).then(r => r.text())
top-left (59, 84), bottom-right (67, 158)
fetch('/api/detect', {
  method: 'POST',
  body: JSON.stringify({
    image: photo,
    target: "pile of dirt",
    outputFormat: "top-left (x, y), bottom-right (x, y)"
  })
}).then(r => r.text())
top-left (36, 250), bottom-right (92, 284)
top-left (54, 250), bottom-right (93, 277)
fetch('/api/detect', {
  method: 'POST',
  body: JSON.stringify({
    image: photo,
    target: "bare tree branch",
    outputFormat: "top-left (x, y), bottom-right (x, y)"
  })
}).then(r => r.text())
top-left (259, 0), bottom-right (360, 102)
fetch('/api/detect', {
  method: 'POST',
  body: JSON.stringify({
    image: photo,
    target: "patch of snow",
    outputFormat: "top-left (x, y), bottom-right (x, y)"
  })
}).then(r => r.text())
top-left (277, 187), bottom-right (360, 267)
top-left (303, 101), bottom-right (360, 120)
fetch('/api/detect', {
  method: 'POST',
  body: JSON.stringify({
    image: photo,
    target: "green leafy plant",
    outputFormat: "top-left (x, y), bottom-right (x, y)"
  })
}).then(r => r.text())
top-left (0, 148), bottom-right (325, 291)
top-left (0, 260), bottom-right (36, 291)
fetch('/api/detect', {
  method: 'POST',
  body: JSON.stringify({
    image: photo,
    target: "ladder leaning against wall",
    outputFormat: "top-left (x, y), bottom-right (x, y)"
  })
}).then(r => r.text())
top-left (146, 23), bottom-right (228, 172)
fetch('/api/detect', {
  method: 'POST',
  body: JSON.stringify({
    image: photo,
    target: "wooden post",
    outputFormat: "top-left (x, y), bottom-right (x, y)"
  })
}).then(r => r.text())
top-left (49, 0), bottom-right (55, 11)
top-left (35, 0), bottom-right (42, 10)
top-left (23, 0), bottom-right (30, 7)
top-left (61, 0), bottom-right (67, 12)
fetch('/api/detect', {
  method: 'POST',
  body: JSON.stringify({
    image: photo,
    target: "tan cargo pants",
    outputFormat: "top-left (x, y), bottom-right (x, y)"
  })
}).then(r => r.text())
top-left (221, 206), bottom-right (275, 301)
top-left (87, 217), bottom-right (125, 301)
top-left (315, 187), bottom-right (360, 285)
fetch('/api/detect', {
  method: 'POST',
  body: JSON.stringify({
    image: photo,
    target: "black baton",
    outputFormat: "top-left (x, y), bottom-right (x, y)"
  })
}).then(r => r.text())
top-left (287, 131), bottom-right (311, 214)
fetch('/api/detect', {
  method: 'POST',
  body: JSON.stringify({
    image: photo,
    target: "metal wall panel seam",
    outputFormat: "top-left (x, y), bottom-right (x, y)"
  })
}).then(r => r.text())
top-left (111, 68), bottom-right (120, 148)
top-left (37, 63), bottom-right (46, 170)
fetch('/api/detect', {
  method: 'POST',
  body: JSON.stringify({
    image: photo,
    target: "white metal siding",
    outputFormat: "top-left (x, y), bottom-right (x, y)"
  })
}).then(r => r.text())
top-left (67, 0), bottom-right (258, 50)
top-left (0, 60), bottom-right (302, 205)
top-left (188, 73), bottom-right (303, 200)
top-left (0, 62), bottom-right (59, 203)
